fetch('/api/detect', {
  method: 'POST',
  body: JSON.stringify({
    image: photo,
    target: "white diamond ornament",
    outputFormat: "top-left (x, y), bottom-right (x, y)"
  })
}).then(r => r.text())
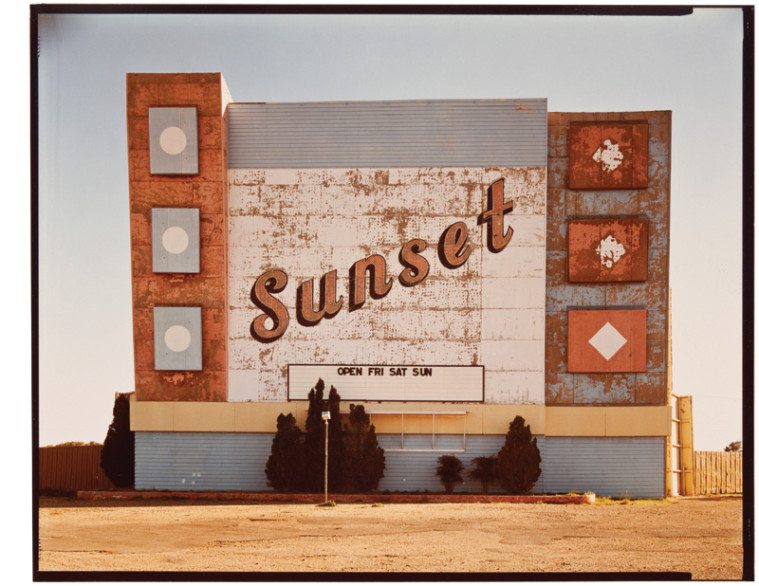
top-left (588, 321), bottom-right (628, 360)
top-left (595, 234), bottom-right (626, 268)
top-left (592, 139), bottom-right (624, 173)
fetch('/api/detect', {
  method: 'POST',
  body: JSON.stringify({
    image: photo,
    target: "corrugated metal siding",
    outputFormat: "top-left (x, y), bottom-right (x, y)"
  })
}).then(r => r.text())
top-left (39, 446), bottom-right (116, 491)
top-left (136, 432), bottom-right (664, 497)
top-left (135, 432), bottom-right (545, 493)
top-left (377, 435), bottom-right (545, 494)
top-left (542, 437), bottom-right (665, 498)
top-left (135, 432), bottom-right (273, 491)
top-left (227, 100), bottom-right (547, 168)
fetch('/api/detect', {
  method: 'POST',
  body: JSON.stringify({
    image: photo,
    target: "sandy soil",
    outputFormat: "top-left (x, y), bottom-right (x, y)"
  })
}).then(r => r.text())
top-left (38, 495), bottom-right (743, 578)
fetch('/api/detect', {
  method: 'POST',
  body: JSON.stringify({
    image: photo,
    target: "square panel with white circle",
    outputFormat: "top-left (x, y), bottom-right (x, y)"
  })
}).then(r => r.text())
top-left (148, 107), bottom-right (199, 175)
top-left (153, 306), bottom-right (203, 371)
top-left (152, 208), bottom-right (200, 273)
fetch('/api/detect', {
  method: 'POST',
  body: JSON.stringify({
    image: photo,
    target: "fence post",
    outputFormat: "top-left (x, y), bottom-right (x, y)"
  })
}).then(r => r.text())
top-left (677, 396), bottom-right (695, 496)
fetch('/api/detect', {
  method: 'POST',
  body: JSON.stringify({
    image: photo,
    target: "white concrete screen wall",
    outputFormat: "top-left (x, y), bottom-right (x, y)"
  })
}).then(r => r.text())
top-left (227, 166), bottom-right (547, 403)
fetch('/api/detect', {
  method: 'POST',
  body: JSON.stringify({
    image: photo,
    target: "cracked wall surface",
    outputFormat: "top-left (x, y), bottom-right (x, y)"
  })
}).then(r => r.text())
top-left (228, 167), bottom-right (546, 403)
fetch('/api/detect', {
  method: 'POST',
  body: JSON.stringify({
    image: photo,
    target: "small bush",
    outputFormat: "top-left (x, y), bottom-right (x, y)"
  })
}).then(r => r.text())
top-left (301, 380), bottom-right (344, 492)
top-left (436, 454), bottom-right (464, 493)
top-left (468, 456), bottom-right (499, 494)
top-left (265, 413), bottom-right (304, 490)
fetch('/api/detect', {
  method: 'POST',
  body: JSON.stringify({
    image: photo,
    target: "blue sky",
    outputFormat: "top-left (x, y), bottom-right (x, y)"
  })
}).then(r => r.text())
top-left (35, 9), bottom-right (744, 450)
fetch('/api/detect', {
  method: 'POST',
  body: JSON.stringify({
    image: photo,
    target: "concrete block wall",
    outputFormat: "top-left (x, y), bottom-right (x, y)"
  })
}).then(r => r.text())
top-left (545, 112), bottom-right (671, 405)
top-left (127, 73), bottom-right (229, 401)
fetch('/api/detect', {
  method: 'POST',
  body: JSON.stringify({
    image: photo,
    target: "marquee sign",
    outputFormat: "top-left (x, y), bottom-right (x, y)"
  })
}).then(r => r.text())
top-left (288, 364), bottom-right (485, 402)
top-left (250, 178), bottom-right (515, 343)
top-left (227, 165), bottom-right (548, 404)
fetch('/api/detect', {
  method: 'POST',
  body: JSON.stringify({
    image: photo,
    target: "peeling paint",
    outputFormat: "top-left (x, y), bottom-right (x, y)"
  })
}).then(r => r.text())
top-left (592, 139), bottom-right (624, 173)
top-left (228, 166), bottom-right (546, 403)
top-left (548, 112), bottom-right (670, 406)
top-left (595, 234), bottom-right (626, 268)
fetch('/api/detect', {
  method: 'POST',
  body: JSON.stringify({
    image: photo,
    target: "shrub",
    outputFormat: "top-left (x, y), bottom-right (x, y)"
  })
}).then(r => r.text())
top-left (300, 379), bottom-right (328, 491)
top-left (301, 379), bottom-right (344, 492)
top-left (341, 404), bottom-right (385, 492)
top-left (100, 393), bottom-right (135, 488)
top-left (496, 415), bottom-right (541, 494)
top-left (436, 454), bottom-right (464, 493)
top-left (468, 456), bottom-right (499, 494)
top-left (325, 385), bottom-right (344, 491)
top-left (265, 413), bottom-right (304, 490)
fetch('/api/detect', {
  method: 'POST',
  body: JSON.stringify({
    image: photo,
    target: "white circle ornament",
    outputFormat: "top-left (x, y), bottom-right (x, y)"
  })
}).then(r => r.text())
top-left (162, 226), bottom-right (190, 254)
top-left (159, 126), bottom-right (188, 155)
top-left (164, 325), bottom-right (192, 353)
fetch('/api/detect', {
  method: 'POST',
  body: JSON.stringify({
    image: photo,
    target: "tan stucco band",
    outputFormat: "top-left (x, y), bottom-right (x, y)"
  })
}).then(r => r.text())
top-left (130, 399), bottom-right (670, 437)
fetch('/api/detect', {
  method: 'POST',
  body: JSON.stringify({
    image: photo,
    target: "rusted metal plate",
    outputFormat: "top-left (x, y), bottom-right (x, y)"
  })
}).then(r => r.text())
top-left (546, 111), bottom-right (669, 405)
top-left (568, 123), bottom-right (648, 189)
top-left (567, 309), bottom-right (647, 373)
top-left (567, 218), bottom-right (648, 282)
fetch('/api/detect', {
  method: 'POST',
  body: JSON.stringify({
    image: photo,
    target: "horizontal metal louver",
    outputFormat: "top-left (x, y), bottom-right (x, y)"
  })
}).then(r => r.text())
top-left (227, 99), bottom-right (547, 168)
top-left (541, 437), bottom-right (665, 498)
top-left (135, 433), bottom-right (662, 497)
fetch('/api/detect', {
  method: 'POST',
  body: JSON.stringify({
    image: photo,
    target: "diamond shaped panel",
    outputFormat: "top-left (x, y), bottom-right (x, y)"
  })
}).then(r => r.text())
top-left (567, 309), bottom-right (647, 373)
top-left (588, 321), bottom-right (628, 360)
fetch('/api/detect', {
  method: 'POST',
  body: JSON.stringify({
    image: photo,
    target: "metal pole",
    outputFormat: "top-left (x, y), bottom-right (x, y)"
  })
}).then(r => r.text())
top-left (324, 419), bottom-right (329, 504)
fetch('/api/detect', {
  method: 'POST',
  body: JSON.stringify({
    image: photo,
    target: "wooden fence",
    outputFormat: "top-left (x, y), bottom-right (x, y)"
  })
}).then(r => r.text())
top-left (39, 445), bottom-right (116, 491)
top-left (693, 451), bottom-right (742, 495)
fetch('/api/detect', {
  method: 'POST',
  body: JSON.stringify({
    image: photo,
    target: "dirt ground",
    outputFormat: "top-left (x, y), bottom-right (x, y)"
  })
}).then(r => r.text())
top-left (38, 495), bottom-right (744, 578)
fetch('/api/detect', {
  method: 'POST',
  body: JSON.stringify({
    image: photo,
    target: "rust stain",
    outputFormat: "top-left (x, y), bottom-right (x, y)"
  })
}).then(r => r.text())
top-left (568, 122), bottom-right (649, 190)
top-left (374, 170), bottom-right (389, 185)
top-left (567, 218), bottom-right (648, 283)
top-left (128, 73), bottom-right (228, 402)
top-left (547, 112), bottom-right (670, 407)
